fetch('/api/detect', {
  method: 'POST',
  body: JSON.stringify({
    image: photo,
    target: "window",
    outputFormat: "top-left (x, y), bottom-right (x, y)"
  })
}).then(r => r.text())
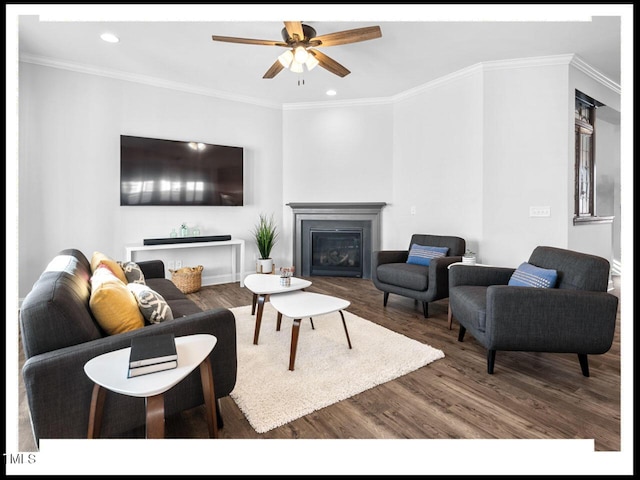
top-left (574, 90), bottom-right (608, 225)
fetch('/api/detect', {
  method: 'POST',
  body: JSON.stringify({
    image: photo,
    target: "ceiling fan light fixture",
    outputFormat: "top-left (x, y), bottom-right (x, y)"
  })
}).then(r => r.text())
top-left (278, 50), bottom-right (293, 68)
top-left (293, 46), bottom-right (308, 64)
top-left (305, 54), bottom-right (319, 71)
top-left (290, 60), bottom-right (304, 73)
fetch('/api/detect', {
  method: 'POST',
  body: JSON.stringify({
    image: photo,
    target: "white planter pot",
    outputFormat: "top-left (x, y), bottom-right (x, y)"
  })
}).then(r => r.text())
top-left (256, 258), bottom-right (274, 274)
top-left (462, 256), bottom-right (477, 265)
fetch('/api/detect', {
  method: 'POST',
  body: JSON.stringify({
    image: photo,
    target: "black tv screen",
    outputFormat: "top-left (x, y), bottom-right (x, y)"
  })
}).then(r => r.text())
top-left (120, 135), bottom-right (244, 206)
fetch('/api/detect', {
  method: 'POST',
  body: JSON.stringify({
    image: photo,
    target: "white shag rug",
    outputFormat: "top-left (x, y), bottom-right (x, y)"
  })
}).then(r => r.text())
top-left (229, 303), bottom-right (445, 434)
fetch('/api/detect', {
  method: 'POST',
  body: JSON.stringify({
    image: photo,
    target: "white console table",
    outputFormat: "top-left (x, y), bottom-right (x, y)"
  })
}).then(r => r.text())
top-left (125, 239), bottom-right (245, 287)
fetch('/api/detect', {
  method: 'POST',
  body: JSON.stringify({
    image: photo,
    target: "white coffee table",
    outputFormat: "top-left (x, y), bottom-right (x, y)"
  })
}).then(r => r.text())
top-left (244, 273), bottom-right (312, 345)
top-left (269, 291), bottom-right (352, 371)
top-left (83, 334), bottom-right (218, 439)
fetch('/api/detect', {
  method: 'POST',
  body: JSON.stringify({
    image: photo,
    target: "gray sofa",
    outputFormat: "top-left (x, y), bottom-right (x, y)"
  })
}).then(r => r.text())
top-left (19, 248), bottom-right (237, 444)
top-left (372, 234), bottom-right (466, 317)
top-left (449, 246), bottom-right (618, 376)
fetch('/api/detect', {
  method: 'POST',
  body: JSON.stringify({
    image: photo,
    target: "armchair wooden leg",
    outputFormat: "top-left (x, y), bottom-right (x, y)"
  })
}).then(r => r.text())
top-left (383, 292), bottom-right (389, 306)
top-left (487, 350), bottom-right (496, 374)
top-left (422, 302), bottom-right (428, 318)
top-left (457, 325), bottom-right (466, 341)
top-left (578, 353), bottom-right (590, 377)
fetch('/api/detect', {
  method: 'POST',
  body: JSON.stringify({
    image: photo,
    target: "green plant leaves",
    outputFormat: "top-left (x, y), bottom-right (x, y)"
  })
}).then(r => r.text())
top-left (253, 213), bottom-right (279, 259)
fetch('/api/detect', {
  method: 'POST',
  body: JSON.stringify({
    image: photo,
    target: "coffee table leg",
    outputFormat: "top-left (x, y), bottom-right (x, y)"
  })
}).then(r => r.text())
top-left (448, 305), bottom-right (453, 330)
top-left (199, 356), bottom-right (218, 438)
top-left (276, 311), bottom-right (283, 331)
top-left (145, 394), bottom-right (165, 439)
top-left (253, 294), bottom-right (266, 345)
top-left (87, 383), bottom-right (106, 439)
top-left (339, 310), bottom-right (352, 349)
top-left (251, 293), bottom-right (258, 315)
top-left (289, 318), bottom-right (302, 371)
top-left (309, 317), bottom-right (315, 330)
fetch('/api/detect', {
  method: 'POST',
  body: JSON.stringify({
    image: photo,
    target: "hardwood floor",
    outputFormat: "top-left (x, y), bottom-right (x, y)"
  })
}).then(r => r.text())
top-left (18, 275), bottom-right (623, 458)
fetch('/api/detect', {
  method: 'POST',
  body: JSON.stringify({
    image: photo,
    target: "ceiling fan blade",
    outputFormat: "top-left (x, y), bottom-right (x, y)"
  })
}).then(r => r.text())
top-left (312, 26), bottom-right (382, 47)
top-left (284, 21), bottom-right (304, 41)
top-left (211, 35), bottom-right (287, 47)
top-left (263, 59), bottom-right (285, 79)
top-left (309, 49), bottom-right (350, 77)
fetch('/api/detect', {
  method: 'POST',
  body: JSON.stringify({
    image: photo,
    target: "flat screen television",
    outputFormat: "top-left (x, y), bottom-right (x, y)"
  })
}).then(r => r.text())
top-left (120, 135), bottom-right (244, 206)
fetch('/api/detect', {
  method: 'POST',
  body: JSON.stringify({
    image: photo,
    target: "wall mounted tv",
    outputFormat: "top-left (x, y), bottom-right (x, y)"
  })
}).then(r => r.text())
top-left (120, 135), bottom-right (244, 206)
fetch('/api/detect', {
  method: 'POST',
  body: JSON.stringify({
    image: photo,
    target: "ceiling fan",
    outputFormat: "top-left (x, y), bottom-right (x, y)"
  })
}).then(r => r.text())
top-left (211, 21), bottom-right (382, 79)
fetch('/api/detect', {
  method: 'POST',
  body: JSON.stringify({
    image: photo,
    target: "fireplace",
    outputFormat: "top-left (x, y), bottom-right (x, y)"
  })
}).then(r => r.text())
top-left (311, 228), bottom-right (363, 277)
top-left (288, 202), bottom-right (386, 279)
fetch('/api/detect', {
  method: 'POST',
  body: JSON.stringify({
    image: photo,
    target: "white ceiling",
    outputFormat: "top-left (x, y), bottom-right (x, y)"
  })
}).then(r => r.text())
top-left (14, 5), bottom-right (624, 108)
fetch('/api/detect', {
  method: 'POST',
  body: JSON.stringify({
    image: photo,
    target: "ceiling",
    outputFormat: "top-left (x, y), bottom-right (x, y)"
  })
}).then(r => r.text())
top-left (15, 6), bottom-right (624, 107)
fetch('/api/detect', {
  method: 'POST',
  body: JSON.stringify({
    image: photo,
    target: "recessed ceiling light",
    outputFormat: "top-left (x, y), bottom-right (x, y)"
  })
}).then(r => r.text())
top-left (100, 33), bottom-right (119, 43)
top-left (326, 89), bottom-right (337, 96)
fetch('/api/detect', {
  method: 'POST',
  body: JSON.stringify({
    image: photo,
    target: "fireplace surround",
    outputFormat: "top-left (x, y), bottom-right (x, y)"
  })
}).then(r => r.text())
top-left (287, 203), bottom-right (386, 279)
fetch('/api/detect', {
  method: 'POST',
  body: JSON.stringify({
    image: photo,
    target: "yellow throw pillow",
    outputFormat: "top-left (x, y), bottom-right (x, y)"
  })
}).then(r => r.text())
top-left (91, 251), bottom-right (128, 284)
top-left (90, 275), bottom-right (145, 335)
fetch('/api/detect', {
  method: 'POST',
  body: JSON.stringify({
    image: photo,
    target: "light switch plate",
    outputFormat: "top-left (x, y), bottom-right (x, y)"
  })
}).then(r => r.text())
top-left (529, 206), bottom-right (551, 217)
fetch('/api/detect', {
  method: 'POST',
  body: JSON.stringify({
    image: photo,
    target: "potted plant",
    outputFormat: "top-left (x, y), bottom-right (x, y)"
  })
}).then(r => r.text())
top-left (252, 213), bottom-right (279, 273)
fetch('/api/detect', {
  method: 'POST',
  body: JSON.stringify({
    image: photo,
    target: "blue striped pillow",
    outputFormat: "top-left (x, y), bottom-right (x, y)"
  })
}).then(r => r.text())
top-left (406, 244), bottom-right (449, 266)
top-left (508, 262), bottom-right (558, 288)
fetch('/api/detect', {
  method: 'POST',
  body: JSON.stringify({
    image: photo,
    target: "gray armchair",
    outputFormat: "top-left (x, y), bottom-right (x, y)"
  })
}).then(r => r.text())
top-left (372, 234), bottom-right (466, 318)
top-left (448, 246), bottom-right (618, 376)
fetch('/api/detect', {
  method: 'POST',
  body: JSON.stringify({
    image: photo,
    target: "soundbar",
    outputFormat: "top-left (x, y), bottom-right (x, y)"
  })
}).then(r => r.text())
top-left (143, 235), bottom-right (232, 246)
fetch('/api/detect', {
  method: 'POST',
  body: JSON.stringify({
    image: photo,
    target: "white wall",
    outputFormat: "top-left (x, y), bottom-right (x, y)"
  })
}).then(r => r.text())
top-left (481, 63), bottom-right (571, 267)
top-left (391, 70), bottom-right (484, 254)
top-left (281, 103), bottom-right (394, 264)
top-left (18, 63), bottom-right (283, 296)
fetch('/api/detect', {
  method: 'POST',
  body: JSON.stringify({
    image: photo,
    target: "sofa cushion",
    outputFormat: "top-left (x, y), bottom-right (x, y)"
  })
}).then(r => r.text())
top-left (119, 261), bottom-right (146, 284)
top-left (144, 278), bottom-right (203, 317)
top-left (89, 266), bottom-right (144, 335)
top-left (19, 251), bottom-right (103, 358)
top-left (377, 263), bottom-right (430, 291)
top-left (127, 283), bottom-right (174, 324)
top-left (406, 244), bottom-right (449, 266)
top-left (508, 262), bottom-right (558, 288)
top-left (90, 251), bottom-right (128, 284)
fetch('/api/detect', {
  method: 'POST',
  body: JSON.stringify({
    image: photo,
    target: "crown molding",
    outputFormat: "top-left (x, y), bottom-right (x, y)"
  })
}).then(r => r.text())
top-left (569, 54), bottom-right (621, 94)
top-left (283, 96), bottom-right (394, 111)
top-left (19, 54), bottom-right (282, 110)
top-left (20, 52), bottom-right (620, 110)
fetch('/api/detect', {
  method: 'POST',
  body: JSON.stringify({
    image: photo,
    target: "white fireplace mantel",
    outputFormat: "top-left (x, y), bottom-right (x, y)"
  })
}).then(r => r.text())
top-left (287, 202), bottom-right (387, 278)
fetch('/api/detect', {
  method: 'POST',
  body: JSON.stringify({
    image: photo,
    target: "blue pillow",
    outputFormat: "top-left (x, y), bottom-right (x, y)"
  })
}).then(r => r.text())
top-left (406, 244), bottom-right (449, 266)
top-left (508, 262), bottom-right (558, 288)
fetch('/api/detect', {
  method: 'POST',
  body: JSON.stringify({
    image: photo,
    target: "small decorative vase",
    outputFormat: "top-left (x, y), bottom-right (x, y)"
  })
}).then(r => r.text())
top-left (180, 226), bottom-right (188, 238)
top-left (192, 227), bottom-right (200, 237)
top-left (462, 255), bottom-right (476, 265)
top-left (169, 229), bottom-right (177, 238)
top-left (280, 276), bottom-right (291, 287)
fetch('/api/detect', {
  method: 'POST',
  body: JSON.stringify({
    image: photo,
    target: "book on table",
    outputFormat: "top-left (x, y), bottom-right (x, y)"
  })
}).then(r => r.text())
top-left (127, 359), bottom-right (178, 378)
top-left (128, 333), bottom-right (178, 368)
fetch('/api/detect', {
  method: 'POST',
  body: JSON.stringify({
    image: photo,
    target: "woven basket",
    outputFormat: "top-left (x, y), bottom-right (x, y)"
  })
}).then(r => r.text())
top-left (169, 265), bottom-right (204, 294)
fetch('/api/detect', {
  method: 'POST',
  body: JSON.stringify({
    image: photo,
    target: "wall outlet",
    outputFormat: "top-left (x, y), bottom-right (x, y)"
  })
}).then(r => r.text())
top-left (175, 260), bottom-right (183, 269)
top-left (410, 206), bottom-right (416, 215)
top-left (168, 261), bottom-right (175, 270)
top-left (529, 206), bottom-right (551, 217)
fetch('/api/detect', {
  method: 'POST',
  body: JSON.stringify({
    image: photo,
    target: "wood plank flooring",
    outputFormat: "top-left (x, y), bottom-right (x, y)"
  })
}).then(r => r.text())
top-left (18, 275), bottom-right (623, 456)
